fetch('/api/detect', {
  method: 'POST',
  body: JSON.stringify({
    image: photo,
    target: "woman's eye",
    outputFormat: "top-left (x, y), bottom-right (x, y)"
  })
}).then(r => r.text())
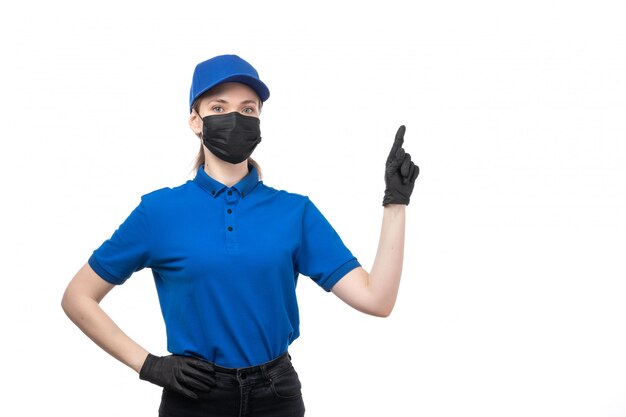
top-left (242, 107), bottom-right (254, 114)
top-left (212, 106), bottom-right (224, 113)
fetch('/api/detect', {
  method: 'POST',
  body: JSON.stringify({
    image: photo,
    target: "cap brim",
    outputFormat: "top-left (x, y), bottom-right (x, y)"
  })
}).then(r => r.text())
top-left (192, 74), bottom-right (270, 108)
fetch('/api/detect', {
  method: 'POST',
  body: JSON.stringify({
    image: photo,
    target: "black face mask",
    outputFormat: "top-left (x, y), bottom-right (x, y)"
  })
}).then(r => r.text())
top-left (200, 112), bottom-right (262, 164)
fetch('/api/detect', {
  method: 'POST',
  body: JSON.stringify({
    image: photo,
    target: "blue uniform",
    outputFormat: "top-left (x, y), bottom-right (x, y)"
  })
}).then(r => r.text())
top-left (89, 165), bottom-right (360, 367)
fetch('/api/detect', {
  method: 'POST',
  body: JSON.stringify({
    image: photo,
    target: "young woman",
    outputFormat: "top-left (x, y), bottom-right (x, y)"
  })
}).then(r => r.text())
top-left (61, 54), bottom-right (419, 417)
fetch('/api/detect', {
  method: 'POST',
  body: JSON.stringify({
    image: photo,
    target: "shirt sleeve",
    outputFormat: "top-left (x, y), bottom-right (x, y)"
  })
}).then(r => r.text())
top-left (88, 197), bottom-right (152, 285)
top-left (295, 197), bottom-right (361, 292)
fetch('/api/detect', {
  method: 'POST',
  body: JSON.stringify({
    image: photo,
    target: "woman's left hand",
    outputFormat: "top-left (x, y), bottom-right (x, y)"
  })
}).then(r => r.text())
top-left (382, 125), bottom-right (419, 206)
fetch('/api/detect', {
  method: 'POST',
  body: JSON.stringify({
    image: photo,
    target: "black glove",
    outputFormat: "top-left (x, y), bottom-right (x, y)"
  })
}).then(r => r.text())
top-left (383, 125), bottom-right (419, 206)
top-left (139, 354), bottom-right (215, 399)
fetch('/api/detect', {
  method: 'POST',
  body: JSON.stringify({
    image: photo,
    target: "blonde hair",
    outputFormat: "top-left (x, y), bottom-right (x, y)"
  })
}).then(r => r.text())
top-left (191, 92), bottom-right (263, 179)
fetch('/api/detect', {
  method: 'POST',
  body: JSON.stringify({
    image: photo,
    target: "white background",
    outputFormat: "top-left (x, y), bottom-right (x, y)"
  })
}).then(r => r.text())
top-left (1, 1), bottom-right (625, 416)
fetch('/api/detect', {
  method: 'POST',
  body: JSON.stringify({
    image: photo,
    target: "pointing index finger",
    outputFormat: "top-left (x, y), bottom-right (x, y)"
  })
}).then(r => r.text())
top-left (388, 125), bottom-right (406, 159)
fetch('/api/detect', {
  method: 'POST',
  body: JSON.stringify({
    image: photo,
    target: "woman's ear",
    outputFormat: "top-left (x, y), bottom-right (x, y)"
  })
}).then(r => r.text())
top-left (189, 111), bottom-right (203, 136)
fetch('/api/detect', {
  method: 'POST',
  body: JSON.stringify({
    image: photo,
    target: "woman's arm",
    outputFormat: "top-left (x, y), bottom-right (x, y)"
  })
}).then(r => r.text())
top-left (61, 262), bottom-right (149, 373)
top-left (332, 204), bottom-right (405, 317)
top-left (332, 125), bottom-right (418, 317)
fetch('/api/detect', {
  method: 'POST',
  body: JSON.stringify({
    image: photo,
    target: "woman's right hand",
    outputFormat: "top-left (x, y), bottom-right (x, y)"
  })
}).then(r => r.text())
top-left (139, 354), bottom-right (216, 399)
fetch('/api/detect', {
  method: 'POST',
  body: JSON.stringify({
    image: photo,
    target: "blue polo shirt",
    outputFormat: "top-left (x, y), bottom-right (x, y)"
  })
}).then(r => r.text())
top-left (88, 165), bottom-right (360, 368)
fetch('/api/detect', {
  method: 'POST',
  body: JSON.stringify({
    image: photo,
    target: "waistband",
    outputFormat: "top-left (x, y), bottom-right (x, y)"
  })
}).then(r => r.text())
top-left (211, 352), bottom-right (292, 381)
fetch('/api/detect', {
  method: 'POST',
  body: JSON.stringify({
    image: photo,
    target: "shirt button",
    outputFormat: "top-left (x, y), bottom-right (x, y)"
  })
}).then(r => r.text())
top-left (227, 226), bottom-right (233, 231)
top-left (227, 208), bottom-right (232, 214)
top-left (227, 190), bottom-right (233, 196)
top-left (211, 190), bottom-right (215, 196)
top-left (242, 191), bottom-right (245, 198)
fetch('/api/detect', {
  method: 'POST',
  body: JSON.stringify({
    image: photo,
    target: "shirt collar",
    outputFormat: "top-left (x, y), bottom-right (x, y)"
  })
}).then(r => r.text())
top-left (193, 164), bottom-right (260, 198)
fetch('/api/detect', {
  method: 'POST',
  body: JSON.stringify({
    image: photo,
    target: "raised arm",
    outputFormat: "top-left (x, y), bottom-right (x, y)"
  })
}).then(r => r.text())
top-left (332, 126), bottom-right (419, 317)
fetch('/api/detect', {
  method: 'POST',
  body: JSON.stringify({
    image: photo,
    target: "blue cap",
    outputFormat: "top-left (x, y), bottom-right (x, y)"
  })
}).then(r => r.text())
top-left (189, 54), bottom-right (270, 112)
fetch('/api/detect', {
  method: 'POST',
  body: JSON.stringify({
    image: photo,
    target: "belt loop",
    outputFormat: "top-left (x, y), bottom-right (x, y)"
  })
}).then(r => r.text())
top-left (261, 363), bottom-right (270, 382)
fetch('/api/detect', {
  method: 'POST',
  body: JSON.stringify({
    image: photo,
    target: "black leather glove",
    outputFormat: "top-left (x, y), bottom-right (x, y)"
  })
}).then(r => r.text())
top-left (139, 354), bottom-right (215, 399)
top-left (383, 125), bottom-right (419, 206)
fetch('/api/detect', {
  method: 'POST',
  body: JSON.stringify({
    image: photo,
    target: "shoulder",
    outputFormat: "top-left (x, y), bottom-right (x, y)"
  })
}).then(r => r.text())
top-left (138, 180), bottom-right (197, 210)
top-left (261, 184), bottom-right (332, 224)
top-left (259, 183), bottom-right (312, 208)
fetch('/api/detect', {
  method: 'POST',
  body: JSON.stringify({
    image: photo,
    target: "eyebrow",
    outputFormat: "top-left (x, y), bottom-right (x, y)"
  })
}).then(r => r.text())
top-left (206, 98), bottom-right (259, 106)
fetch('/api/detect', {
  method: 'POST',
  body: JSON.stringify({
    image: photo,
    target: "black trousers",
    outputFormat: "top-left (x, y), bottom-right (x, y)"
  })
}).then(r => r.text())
top-left (158, 352), bottom-right (305, 417)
